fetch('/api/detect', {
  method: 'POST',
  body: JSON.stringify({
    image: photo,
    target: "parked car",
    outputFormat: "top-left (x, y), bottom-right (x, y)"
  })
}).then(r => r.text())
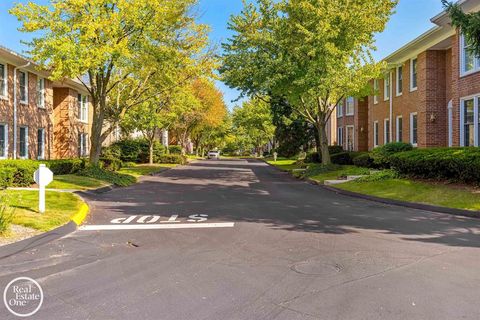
top-left (207, 150), bottom-right (220, 160)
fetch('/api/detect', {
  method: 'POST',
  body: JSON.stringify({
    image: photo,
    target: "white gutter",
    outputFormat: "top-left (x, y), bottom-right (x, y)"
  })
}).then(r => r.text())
top-left (389, 71), bottom-right (393, 142)
top-left (13, 62), bottom-right (30, 159)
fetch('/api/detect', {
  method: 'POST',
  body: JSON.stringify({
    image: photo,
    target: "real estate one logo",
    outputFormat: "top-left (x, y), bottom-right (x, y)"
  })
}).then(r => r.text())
top-left (3, 277), bottom-right (43, 317)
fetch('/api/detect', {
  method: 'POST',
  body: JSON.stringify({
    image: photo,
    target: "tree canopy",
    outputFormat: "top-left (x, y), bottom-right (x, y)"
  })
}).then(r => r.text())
top-left (443, 0), bottom-right (480, 57)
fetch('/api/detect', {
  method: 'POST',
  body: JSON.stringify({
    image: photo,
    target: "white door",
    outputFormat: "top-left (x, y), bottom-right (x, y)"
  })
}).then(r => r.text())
top-left (346, 126), bottom-right (354, 151)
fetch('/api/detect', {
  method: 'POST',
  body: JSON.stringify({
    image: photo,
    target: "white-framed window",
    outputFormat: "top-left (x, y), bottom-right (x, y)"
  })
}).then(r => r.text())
top-left (19, 71), bottom-right (28, 104)
top-left (0, 124), bottom-right (7, 159)
top-left (396, 65), bottom-right (403, 96)
top-left (37, 78), bottom-right (45, 109)
top-left (460, 35), bottom-right (480, 76)
top-left (410, 112), bottom-right (418, 146)
top-left (346, 125), bottom-right (355, 151)
top-left (337, 127), bottom-right (343, 146)
top-left (448, 100), bottom-right (453, 147)
top-left (410, 58), bottom-right (418, 91)
top-left (373, 79), bottom-right (379, 105)
top-left (78, 94), bottom-right (88, 123)
top-left (37, 128), bottom-right (45, 159)
top-left (396, 116), bottom-right (403, 142)
top-left (459, 96), bottom-right (480, 147)
top-left (384, 118), bottom-right (390, 144)
top-left (346, 97), bottom-right (354, 116)
top-left (337, 100), bottom-right (343, 118)
top-left (78, 133), bottom-right (88, 157)
top-left (384, 76), bottom-right (390, 101)
top-left (373, 121), bottom-right (379, 147)
top-left (19, 126), bottom-right (28, 158)
top-left (0, 62), bottom-right (7, 99)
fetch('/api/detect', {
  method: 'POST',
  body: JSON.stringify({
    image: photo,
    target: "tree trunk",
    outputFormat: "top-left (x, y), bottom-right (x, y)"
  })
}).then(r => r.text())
top-left (149, 141), bottom-right (154, 165)
top-left (89, 105), bottom-right (105, 165)
top-left (316, 119), bottom-right (331, 165)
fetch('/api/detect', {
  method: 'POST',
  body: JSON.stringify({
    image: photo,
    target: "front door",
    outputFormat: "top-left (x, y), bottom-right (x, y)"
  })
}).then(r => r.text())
top-left (346, 126), bottom-right (354, 151)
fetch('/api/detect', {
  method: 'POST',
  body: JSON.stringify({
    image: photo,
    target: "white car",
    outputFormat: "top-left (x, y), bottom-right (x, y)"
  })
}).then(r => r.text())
top-left (207, 150), bottom-right (220, 160)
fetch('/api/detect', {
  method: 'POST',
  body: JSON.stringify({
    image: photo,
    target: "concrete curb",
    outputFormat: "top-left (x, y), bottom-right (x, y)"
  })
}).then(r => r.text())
top-left (263, 160), bottom-right (480, 219)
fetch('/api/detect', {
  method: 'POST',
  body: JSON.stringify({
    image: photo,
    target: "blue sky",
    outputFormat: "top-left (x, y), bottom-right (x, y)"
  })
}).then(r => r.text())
top-left (1, 0), bottom-right (446, 109)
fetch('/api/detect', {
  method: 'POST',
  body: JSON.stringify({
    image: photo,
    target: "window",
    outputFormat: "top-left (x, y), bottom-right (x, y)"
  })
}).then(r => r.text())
top-left (37, 128), bottom-right (45, 159)
top-left (0, 63), bottom-right (6, 98)
top-left (78, 94), bottom-right (88, 122)
top-left (337, 127), bottom-right (343, 146)
top-left (384, 119), bottom-right (390, 144)
top-left (373, 121), bottom-right (379, 147)
top-left (337, 100), bottom-right (343, 118)
top-left (410, 58), bottom-right (418, 91)
top-left (78, 133), bottom-right (88, 157)
top-left (396, 66), bottom-right (403, 96)
top-left (19, 71), bottom-right (28, 104)
top-left (373, 79), bottom-right (379, 104)
top-left (37, 78), bottom-right (45, 108)
top-left (384, 76), bottom-right (390, 101)
top-left (346, 97), bottom-right (354, 115)
top-left (459, 97), bottom-right (480, 147)
top-left (0, 124), bottom-right (7, 158)
top-left (19, 126), bottom-right (28, 158)
top-left (410, 112), bottom-right (418, 146)
top-left (396, 116), bottom-right (403, 142)
top-left (460, 35), bottom-right (480, 75)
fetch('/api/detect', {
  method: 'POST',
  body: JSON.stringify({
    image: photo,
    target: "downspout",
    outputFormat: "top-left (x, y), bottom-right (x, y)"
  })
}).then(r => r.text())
top-left (13, 62), bottom-right (31, 159)
top-left (389, 70), bottom-right (393, 142)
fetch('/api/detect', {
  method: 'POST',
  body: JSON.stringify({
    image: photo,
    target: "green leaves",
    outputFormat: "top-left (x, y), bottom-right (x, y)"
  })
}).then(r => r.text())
top-left (443, 0), bottom-right (480, 57)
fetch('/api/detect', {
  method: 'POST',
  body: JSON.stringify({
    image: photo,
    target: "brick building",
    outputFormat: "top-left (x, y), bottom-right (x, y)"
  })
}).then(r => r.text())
top-left (0, 45), bottom-right (93, 160)
top-left (366, 0), bottom-right (480, 150)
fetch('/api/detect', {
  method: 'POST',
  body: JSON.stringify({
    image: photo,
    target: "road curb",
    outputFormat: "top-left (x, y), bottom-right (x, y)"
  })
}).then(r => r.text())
top-left (263, 160), bottom-right (480, 219)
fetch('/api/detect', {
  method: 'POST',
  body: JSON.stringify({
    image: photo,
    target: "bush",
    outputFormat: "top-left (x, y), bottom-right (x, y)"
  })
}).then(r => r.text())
top-left (353, 153), bottom-right (375, 168)
top-left (304, 146), bottom-right (345, 163)
top-left (99, 157), bottom-right (123, 171)
top-left (138, 141), bottom-right (166, 163)
top-left (79, 165), bottom-right (136, 187)
top-left (168, 145), bottom-right (182, 155)
top-left (0, 168), bottom-right (16, 188)
top-left (0, 160), bottom-right (38, 187)
top-left (328, 145), bottom-right (344, 154)
top-left (123, 162), bottom-right (137, 168)
top-left (157, 154), bottom-right (187, 165)
top-left (389, 147), bottom-right (480, 184)
top-left (371, 142), bottom-right (413, 168)
top-left (46, 159), bottom-right (85, 175)
top-left (355, 169), bottom-right (398, 182)
top-left (331, 152), bottom-right (353, 165)
top-left (101, 144), bottom-right (122, 160)
top-left (103, 139), bottom-right (167, 163)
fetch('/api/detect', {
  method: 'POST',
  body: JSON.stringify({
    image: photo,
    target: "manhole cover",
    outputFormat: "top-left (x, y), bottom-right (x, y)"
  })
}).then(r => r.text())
top-left (291, 261), bottom-right (343, 276)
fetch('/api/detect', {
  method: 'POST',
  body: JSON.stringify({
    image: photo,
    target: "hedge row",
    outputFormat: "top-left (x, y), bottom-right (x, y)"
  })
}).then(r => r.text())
top-left (389, 147), bottom-right (480, 184)
top-left (102, 139), bottom-right (182, 164)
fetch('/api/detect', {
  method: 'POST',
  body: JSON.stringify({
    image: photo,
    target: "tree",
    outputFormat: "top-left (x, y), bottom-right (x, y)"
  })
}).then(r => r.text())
top-left (11, 0), bottom-right (210, 164)
top-left (221, 0), bottom-right (396, 164)
top-left (232, 98), bottom-right (275, 155)
top-left (443, 0), bottom-right (480, 57)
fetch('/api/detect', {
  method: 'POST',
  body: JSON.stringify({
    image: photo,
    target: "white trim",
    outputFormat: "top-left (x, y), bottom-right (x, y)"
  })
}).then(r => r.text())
top-left (459, 95), bottom-right (479, 147)
top-left (345, 97), bottom-right (354, 116)
top-left (37, 128), bottom-right (45, 160)
top-left (410, 58), bottom-right (418, 92)
top-left (373, 79), bottom-right (379, 105)
top-left (337, 100), bottom-right (343, 118)
top-left (37, 78), bottom-right (45, 109)
top-left (384, 76), bottom-right (390, 101)
top-left (0, 61), bottom-right (7, 100)
top-left (448, 100), bottom-right (453, 147)
top-left (337, 127), bottom-right (343, 146)
top-left (19, 70), bottom-right (28, 104)
top-left (373, 121), bottom-right (379, 147)
top-left (0, 123), bottom-right (7, 159)
top-left (384, 118), bottom-right (390, 144)
top-left (396, 116), bottom-right (403, 142)
top-left (345, 125), bottom-right (355, 151)
top-left (396, 65), bottom-right (403, 96)
top-left (410, 112), bottom-right (418, 147)
top-left (460, 34), bottom-right (480, 78)
top-left (19, 126), bottom-right (28, 159)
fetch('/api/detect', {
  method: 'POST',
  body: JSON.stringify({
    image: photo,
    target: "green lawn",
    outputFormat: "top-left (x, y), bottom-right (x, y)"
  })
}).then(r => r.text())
top-left (337, 179), bottom-right (480, 211)
top-left (49, 164), bottom-right (176, 190)
top-left (304, 165), bottom-right (370, 184)
top-left (4, 190), bottom-right (84, 231)
top-left (266, 159), bottom-right (301, 172)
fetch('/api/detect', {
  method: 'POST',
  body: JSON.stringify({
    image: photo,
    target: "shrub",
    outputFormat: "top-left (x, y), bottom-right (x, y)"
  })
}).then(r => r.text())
top-left (99, 157), bottom-right (123, 171)
top-left (168, 145), bottom-right (182, 155)
top-left (138, 141), bottom-right (166, 163)
top-left (0, 160), bottom-right (38, 186)
top-left (46, 159), bottom-right (85, 175)
top-left (123, 162), bottom-right (137, 168)
top-left (389, 147), bottom-right (480, 184)
top-left (370, 142), bottom-right (413, 168)
top-left (0, 168), bottom-right (16, 188)
top-left (106, 139), bottom-right (147, 162)
top-left (328, 145), bottom-right (344, 154)
top-left (101, 144), bottom-right (122, 160)
top-left (353, 153), bottom-right (375, 168)
top-left (355, 169), bottom-right (398, 182)
top-left (331, 152), bottom-right (353, 165)
top-left (79, 165), bottom-right (136, 187)
top-left (157, 154), bottom-right (187, 165)
top-left (304, 146), bottom-right (345, 163)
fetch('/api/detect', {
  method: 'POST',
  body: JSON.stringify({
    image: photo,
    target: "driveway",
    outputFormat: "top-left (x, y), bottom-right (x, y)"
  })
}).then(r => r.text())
top-left (1, 159), bottom-right (480, 319)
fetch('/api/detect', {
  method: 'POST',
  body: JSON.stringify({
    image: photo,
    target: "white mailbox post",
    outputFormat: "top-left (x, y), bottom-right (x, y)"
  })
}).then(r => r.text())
top-left (33, 164), bottom-right (53, 213)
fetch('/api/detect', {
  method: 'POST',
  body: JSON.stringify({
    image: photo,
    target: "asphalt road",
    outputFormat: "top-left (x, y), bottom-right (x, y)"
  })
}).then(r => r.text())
top-left (1, 159), bottom-right (480, 319)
